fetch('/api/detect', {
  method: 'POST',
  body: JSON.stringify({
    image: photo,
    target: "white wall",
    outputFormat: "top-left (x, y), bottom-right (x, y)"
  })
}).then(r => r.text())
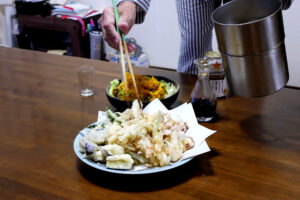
top-left (0, 0), bottom-right (14, 46)
top-left (127, 0), bottom-right (300, 87)
top-left (128, 0), bottom-right (180, 69)
top-left (282, 1), bottom-right (300, 87)
top-left (0, 7), bottom-right (7, 45)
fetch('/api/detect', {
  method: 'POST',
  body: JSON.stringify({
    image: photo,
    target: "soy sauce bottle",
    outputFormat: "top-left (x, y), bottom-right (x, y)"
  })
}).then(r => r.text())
top-left (190, 58), bottom-right (217, 122)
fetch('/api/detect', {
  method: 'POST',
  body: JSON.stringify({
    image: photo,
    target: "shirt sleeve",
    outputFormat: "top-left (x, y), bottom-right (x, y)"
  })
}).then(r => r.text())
top-left (281, 0), bottom-right (294, 10)
top-left (116, 0), bottom-right (151, 24)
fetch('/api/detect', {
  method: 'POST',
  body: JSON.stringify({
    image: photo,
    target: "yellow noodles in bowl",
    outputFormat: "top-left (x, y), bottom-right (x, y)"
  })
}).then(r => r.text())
top-left (110, 73), bottom-right (176, 102)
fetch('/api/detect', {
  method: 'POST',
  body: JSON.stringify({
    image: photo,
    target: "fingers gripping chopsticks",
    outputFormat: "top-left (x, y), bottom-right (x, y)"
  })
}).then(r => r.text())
top-left (111, 0), bottom-right (142, 109)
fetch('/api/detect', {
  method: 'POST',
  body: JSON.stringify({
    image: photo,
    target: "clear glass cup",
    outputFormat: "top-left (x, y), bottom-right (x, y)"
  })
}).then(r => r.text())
top-left (76, 65), bottom-right (94, 97)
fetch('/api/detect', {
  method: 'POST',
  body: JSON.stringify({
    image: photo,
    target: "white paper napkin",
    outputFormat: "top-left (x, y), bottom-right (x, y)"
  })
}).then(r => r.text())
top-left (142, 99), bottom-right (216, 160)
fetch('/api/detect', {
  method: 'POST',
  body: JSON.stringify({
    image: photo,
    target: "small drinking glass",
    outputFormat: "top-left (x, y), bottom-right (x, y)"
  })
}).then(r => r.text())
top-left (76, 65), bottom-right (94, 97)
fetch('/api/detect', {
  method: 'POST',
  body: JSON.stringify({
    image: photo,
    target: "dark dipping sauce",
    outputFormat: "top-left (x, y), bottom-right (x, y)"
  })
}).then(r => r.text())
top-left (191, 98), bottom-right (217, 121)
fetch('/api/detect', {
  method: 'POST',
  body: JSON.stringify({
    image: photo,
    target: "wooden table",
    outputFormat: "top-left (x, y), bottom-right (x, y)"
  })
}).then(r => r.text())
top-left (0, 47), bottom-right (299, 200)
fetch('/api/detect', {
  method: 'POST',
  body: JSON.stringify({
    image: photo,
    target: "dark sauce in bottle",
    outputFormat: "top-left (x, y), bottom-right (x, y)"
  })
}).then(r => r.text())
top-left (191, 98), bottom-right (217, 121)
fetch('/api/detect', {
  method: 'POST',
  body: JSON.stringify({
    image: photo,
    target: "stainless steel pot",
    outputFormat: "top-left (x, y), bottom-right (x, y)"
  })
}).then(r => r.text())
top-left (212, 0), bottom-right (289, 97)
top-left (221, 42), bottom-right (288, 97)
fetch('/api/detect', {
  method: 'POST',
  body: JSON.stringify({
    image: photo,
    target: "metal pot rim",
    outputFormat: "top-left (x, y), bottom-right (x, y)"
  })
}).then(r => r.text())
top-left (212, 0), bottom-right (282, 26)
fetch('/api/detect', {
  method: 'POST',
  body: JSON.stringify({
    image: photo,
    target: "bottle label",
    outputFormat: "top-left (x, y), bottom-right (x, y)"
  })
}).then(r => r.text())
top-left (210, 78), bottom-right (227, 98)
top-left (205, 52), bottom-right (228, 98)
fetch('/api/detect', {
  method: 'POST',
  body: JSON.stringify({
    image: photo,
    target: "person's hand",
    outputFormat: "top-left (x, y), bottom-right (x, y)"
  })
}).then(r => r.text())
top-left (100, 2), bottom-right (136, 52)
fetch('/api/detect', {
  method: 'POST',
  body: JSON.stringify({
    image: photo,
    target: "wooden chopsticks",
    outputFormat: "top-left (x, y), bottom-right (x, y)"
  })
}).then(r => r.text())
top-left (112, 0), bottom-right (142, 108)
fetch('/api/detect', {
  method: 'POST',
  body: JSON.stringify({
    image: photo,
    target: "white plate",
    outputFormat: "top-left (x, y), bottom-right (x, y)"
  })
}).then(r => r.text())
top-left (73, 126), bottom-right (194, 175)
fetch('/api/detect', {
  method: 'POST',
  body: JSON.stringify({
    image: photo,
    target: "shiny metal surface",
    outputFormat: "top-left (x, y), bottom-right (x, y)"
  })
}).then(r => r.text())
top-left (211, 0), bottom-right (289, 97)
top-left (221, 42), bottom-right (289, 97)
top-left (212, 0), bottom-right (284, 56)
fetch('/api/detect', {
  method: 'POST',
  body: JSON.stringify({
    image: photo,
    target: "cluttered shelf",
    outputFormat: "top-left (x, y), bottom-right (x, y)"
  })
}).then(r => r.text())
top-left (17, 14), bottom-right (101, 58)
top-left (13, 0), bottom-right (149, 66)
top-left (16, 0), bottom-right (102, 58)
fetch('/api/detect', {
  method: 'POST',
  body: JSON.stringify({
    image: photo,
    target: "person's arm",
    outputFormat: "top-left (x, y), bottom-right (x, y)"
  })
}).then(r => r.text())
top-left (100, 0), bottom-right (151, 52)
top-left (281, 0), bottom-right (294, 10)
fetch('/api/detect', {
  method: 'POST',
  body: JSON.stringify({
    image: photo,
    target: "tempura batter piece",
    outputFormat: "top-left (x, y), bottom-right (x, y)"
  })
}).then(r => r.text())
top-left (92, 150), bottom-right (105, 162)
top-left (106, 154), bottom-right (134, 170)
top-left (101, 144), bottom-right (125, 157)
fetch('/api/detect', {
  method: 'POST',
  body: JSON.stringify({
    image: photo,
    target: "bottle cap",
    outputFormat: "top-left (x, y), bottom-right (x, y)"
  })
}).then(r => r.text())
top-left (205, 51), bottom-right (221, 58)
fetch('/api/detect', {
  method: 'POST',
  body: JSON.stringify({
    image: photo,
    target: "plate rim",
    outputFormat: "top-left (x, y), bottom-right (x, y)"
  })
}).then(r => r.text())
top-left (73, 125), bottom-right (193, 175)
